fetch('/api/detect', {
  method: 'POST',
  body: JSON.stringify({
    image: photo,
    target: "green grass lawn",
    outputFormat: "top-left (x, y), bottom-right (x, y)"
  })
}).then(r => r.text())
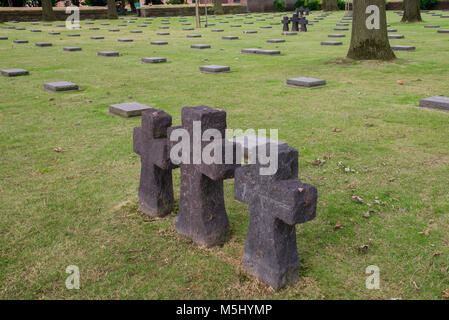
top-left (0, 10), bottom-right (448, 300)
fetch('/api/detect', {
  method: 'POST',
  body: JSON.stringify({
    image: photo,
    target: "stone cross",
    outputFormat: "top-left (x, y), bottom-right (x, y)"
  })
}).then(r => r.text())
top-left (299, 15), bottom-right (309, 32)
top-left (305, 7), bottom-right (310, 16)
top-left (291, 13), bottom-right (300, 32)
top-left (133, 108), bottom-right (176, 217)
top-left (234, 143), bottom-right (317, 290)
top-left (298, 6), bottom-right (305, 16)
top-left (282, 16), bottom-right (290, 32)
top-left (169, 106), bottom-right (240, 247)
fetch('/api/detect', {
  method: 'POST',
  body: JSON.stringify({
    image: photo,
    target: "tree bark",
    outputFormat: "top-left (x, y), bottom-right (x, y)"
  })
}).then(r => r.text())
top-left (42, 0), bottom-right (56, 21)
top-left (347, 0), bottom-right (395, 60)
top-left (401, 0), bottom-right (422, 23)
top-left (8, 0), bottom-right (13, 7)
top-left (322, 0), bottom-right (339, 11)
top-left (107, 0), bottom-right (119, 19)
top-left (195, 0), bottom-right (200, 28)
top-left (213, 0), bottom-right (224, 15)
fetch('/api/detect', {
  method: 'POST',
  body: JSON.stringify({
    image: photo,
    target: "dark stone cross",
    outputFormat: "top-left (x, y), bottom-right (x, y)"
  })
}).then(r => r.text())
top-left (297, 6), bottom-right (305, 16)
top-left (291, 13), bottom-right (300, 32)
top-left (169, 106), bottom-right (240, 247)
top-left (299, 15), bottom-right (309, 32)
top-left (133, 108), bottom-right (176, 217)
top-left (282, 16), bottom-right (290, 32)
top-left (305, 7), bottom-right (310, 16)
top-left (234, 143), bottom-right (318, 290)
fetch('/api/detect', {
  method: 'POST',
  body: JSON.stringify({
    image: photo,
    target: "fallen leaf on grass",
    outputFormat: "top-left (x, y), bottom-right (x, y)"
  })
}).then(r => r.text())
top-left (332, 128), bottom-right (342, 132)
top-left (397, 80), bottom-right (404, 85)
top-left (351, 195), bottom-right (364, 203)
top-left (334, 221), bottom-right (343, 230)
top-left (432, 252), bottom-right (442, 258)
top-left (53, 147), bottom-right (63, 153)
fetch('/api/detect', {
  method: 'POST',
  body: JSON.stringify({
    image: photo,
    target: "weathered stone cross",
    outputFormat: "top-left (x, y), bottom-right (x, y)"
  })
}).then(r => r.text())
top-left (133, 108), bottom-right (176, 217)
top-left (299, 15), bottom-right (308, 32)
top-left (169, 106), bottom-right (240, 247)
top-left (282, 16), bottom-right (290, 32)
top-left (234, 143), bottom-right (317, 290)
top-left (291, 13), bottom-right (300, 32)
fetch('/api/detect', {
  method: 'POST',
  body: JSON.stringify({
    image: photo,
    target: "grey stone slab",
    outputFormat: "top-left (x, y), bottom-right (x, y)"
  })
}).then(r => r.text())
top-left (44, 81), bottom-right (79, 92)
top-left (282, 32), bottom-right (297, 35)
top-left (191, 44), bottom-right (211, 49)
top-left (91, 36), bottom-right (104, 39)
top-left (321, 41), bottom-right (343, 45)
top-left (183, 28), bottom-right (194, 31)
top-left (241, 48), bottom-right (280, 55)
top-left (222, 36), bottom-right (239, 40)
top-left (98, 51), bottom-right (120, 56)
top-left (199, 65), bottom-right (231, 73)
top-left (63, 47), bottom-right (82, 51)
top-left (260, 26), bottom-right (272, 29)
top-left (151, 41), bottom-right (168, 45)
top-left (231, 24), bottom-right (242, 27)
top-left (30, 29), bottom-right (41, 32)
top-left (130, 30), bottom-right (143, 33)
top-left (328, 34), bottom-right (345, 38)
top-left (159, 26), bottom-right (169, 29)
top-left (286, 77), bottom-right (326, 88)
top-left (391, 45), bottom-right (415, 51)
top-left (419, 96), bottom-right (449, 111)
top-left (233, 135), bottom-right (287, 160)
top-left (117, 38), bottom-right (133, 42)
top-left (1, 68), bottom-right (29, 77)
top-left (89, 27), bottom-right (100, 30)
top-left (387, 29), bottom-right (398, 32)
top-left (49, 32), bottom-right (60, 35)
top-left (388, 34), bottom-right (405, 39)
top-left (437, 29), bottom-right (449, 33)
top-left (35, 42), bottom-right (52, 47)
top-left (211, 29), bottom-right (224, 32)
top-left (109, 102), bottom-right (152, 118)
top-left (13, 40), bottom-right (28, 43)
top-left (333, 27), bottom-right (349, 31)
top-left (142, 57), bottom-right (167, 64)
top-left (15, 28), bottom-right (25, 30)
top-left (187, 34), bottom-right (201, 38)
top-left (109, 29), bottom-right (120, 32)
top-left (67, 34), bottom-right (80, 37)
top-left (0, 37), bottom-right (8, 40)
top-left (336, 23), bottom-right (349, 26)
top-left (424, 25), bottom-right (440, 28)
top-left (267, 39), bottom-right (285, 43)
top-left (157, 32), bottom-right (170, 35)
top-left (243, 30), bottom-right (258, 34)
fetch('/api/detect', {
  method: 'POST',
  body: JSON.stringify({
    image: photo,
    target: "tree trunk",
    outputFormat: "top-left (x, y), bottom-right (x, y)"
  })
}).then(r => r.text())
top-left (213, 0), bottom-right (224, 15)
top-left (129, 0), bottom-right (137, 14)
top-left (347, 0), bottom-right (395, 60)
top-left (322, 0), bottom-right (338, 11)
top-left (195, 0), bottom-right (200, 28)
top-left (107, 0), bottom-right (119, 19)
top-left (42, 0), bottom-right (56, 21)
top-left (401, 0), bottom-right (422, 23)
top-left (8, 0), bottom-right (13, 7)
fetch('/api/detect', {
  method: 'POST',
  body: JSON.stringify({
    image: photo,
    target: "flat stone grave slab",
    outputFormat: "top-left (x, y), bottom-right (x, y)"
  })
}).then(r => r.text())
top-left (109, 102), bottom-right (152, 118)
top-left (231, 25), bottom-right (242, 27)
top-left (267, 39), bottom-right (285, 43)
top-left (437, 29), bottom-right (449, 33)
top-left (388, 34), bottom-right (405, 39)
top-left (244, 30), bottom-right (258, 34)
top-left (199, 65), bottom-right (231, 73)
top-left (157, 32), bottom-right (170, 35)
top-left (391, 45), bottom-right (415, 51)
top-left (336, 23), bottom-right (349, 26)
top-left (159, 26), bottom-right (169, 29)
top-left (419, 96), bottom-right (449, 111)
top-left (191, 44), bottom-right (211, 49)
top-left (130, 30), bottom-right (143, 33)
top-left (63, 47), bottom-right (82, 51)
top-left (244, 22), bottom-right (254, 24)
top-left (183, 28), bottom-right (194, 31)
top-left (260, 26), bottom-right (272, 29)
top-left (0, 37), bottom-right (8, 40)
top-left (387, 29), bottom-right (398, 32)
top-left (15, 28), bottom-right (25, 30)
top-left (117, 38), bottom-right (133, 42)
top-left (44, 81), bottom-right (79, 92)
top-left (334, 27), bottom-right (349, 31)
top-left (222, 36), bottom-right (239, 40)
top-left (91, 36), bottom-right (104, 39)
top-left (282, 32), bottom-right (297, 35)
top-left (211, 29), bottom-right (224, 32)
top-left (1, 69), bottom-right (29, 77)
top-left (89, 27), bottom-right (100, 30)
top-left (321, 41), bottom-right (343, 45)
top-left (13, 40), bottom-right (28, 43)
top-left (98, 51), bottom-right (120, 56)
top-left (151, 41), bottom-right (168, 45)
top-left (109, 29), bottom-right (120, 32)
top-left (286, 77), bottom-right (326, 88)
top-left (67, 34), bottom-right (80, 37)
top-left (30, 29), bottom-right (41, 32)
top-left (424, 25), bottom-right (440, 28)
top-left (49, 32), bottom-right (60, 35)
top-left (137, 25), bottom-right (147, 27)
top-left (141, 57), bottom-right (167, 64)
top-left (241, 48), bottom-right (280, 55)
top-left (187, 34), bottom-right (201, 38)
top-left (35, 42), bottom-right (52, 47)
